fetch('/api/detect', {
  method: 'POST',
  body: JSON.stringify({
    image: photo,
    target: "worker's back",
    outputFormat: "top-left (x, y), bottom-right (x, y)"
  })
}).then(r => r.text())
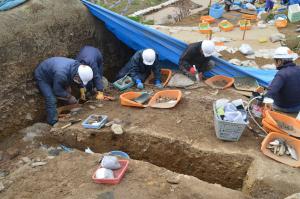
top-left (35, 57), bottom-right (79, 84)
top-left (276, 63), bottom-right (300, 108)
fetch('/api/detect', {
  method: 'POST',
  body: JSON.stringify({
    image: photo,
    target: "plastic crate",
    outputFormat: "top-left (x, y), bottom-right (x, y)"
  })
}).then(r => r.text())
top-left (288, 4), bottom-right (300, 23)
top-left (82, 114), bottom-right (108, 129)
top-left (213, 103), bottom-right (248, 141)
top-left (209, 4), bottom-right (224, 19)
top-left (113, 76), bottom-right (134, 91)
top-left (92, 159), bottom-right (129, 184)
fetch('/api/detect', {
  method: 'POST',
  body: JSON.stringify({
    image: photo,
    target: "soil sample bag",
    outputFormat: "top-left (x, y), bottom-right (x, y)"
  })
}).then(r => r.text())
top-left (101, 156), bottom-right (121, 170)
top-left (95, 168), bottom-right (114, 179)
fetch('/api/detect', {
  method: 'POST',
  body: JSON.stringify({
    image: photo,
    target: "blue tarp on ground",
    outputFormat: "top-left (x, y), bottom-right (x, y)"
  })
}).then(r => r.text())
top-left (81, 0), bottom-right (277, 87)
top-left (0, 0), bottom-right (26, 11)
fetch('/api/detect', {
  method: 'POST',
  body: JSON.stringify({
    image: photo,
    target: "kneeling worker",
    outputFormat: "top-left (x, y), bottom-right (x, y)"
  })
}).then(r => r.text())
top-left (76, 45), bottom-right (105, 101)
top-left (116, 48), bottom-right (162, 89)
top-left (179, 40), bottom-right (216, 81)
top-left (35, 57), bottom-right (93, 125)
top-left (265, 47), bottom-right (300, 113)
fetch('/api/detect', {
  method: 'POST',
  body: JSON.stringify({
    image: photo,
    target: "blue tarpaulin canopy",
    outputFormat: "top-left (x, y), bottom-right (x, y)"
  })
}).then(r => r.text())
top-left (81, 0), bottom-right (277, 87)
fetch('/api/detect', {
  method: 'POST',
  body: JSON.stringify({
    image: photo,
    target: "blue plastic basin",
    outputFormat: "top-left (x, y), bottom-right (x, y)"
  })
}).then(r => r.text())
top-left (108, 151), bottom-right (130, 159)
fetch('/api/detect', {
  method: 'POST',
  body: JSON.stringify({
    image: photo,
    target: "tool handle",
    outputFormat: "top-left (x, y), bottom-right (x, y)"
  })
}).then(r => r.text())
top-left (61, 123), bottom-right (72, 129)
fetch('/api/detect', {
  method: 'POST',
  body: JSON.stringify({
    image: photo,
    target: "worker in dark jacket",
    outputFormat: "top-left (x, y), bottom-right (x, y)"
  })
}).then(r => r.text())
top-left (35, 57), bottom-right (93, 125)
top-left (179, 40), bottom-right (216, 81)
top-left (266, 47), bottom-right (300, 113)
top-left (76, 46), bottom-right (104, 101)
top-left (116, 49), bottom-right (162, 89)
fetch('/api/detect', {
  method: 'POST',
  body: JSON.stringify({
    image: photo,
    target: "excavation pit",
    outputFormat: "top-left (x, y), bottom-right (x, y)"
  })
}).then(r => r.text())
top-left (42, 130), bottom-right (253, 190)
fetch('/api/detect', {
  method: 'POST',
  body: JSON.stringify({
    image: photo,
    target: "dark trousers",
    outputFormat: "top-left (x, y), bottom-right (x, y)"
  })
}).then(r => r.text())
top-left (36, 80), bottom-right (58, 125)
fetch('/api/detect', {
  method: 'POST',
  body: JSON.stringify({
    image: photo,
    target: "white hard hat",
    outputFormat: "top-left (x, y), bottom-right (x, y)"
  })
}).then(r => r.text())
top-left (201, 40), bottom-right (215, 57)
top-left (78, 65), bottom-right (93, 86)
top-left (273, 47), bottom-right (294, 59)
top-left (142, 49), bottom-right (156, 65)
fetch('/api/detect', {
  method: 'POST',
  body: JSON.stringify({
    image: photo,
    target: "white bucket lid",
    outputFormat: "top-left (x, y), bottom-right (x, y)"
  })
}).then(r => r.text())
top-left (263, 97), bottom-right (274, 104)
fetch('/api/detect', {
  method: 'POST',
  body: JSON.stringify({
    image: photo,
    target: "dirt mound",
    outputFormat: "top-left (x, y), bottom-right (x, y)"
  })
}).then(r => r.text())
top-left (0, 0), bottom-right (132, 139)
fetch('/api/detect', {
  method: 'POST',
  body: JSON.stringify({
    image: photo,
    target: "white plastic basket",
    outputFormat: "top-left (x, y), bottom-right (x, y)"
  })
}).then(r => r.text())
top-left (288, 4), bottom-right (300, 23)
top-left (213, 103), bottom-right (248, 141)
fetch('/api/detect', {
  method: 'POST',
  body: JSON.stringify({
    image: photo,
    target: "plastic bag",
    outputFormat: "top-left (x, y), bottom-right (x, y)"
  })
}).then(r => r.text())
top-left (101, 156), bottom-right (121, 170)
top-left (216, 99), bottom-right (230, 109)
top-left (224, 111), bottom-right (244, 123)
top-left (239, 44), bottom-right (254, 55)
top-left (95, 168), bottom-right (114, 179)
top-left (224, 103), bottom-right (237, 112)
top-left (245, 3), bottom-right (256, 10)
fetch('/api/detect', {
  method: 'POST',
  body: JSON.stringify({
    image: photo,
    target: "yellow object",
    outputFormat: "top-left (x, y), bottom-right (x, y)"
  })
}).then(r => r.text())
top-left (96, 91), bottom-right (104, 100)
top-left (80, 88), bottom-right (86, 101)
top-left (217, 107), bottom-right (225, 117)
top-left (259, 38), bottom-right (268, 43)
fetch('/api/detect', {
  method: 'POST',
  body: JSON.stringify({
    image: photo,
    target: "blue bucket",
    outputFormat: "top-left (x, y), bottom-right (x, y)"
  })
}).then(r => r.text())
top-left (108, 150), bottom-right (130, 159)
top-left (209, 4), bottom-right (224, 19)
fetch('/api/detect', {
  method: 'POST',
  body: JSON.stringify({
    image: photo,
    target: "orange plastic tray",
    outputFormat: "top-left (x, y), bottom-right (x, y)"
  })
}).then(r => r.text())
top-left (145, 68), bottom-right (172, 87)
top-left (120, 92), bottom-right (148, 108)
top-left (218, 20), bottom-right (234, 32)
top-left (92, 159), bottom-right (129, 184)
top-left (239, 20), bottom-right (251, 30)
top-left (200, 15), bottom-right (215, 23)
top-left (264, 110), bottom-right (300, 138)
top-left (262, 119), bottom-right (287, 135)
top-left (148, 90), bottom-right (182, 109)
top-left (242, 14), bottom-right (257, 21)
top-left (275, 20), bottom-right (287, 28)
top-left (205, 75), bottom-right (235, 89)
top-left (261, 132), bottom-right (300, 167)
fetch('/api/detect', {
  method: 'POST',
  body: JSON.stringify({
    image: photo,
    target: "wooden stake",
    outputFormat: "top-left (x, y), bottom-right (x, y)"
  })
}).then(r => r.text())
top-left (242, 20), bottom-right (249, 40)
top-left (209, 0), bottom-right (212, 7)
top-left (209, 29), bottom-right (213, 40)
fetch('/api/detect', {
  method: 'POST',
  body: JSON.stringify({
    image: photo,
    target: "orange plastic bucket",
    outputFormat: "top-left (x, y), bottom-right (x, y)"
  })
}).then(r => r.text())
top-left (218, 20), bottom-right (234, 32)
top-left (239, 20), bottom-right (251, 30)
top-left (145, 68), bottom-right (172, 87)
top-left (148, 90), bottom-right (182, 109)
top-left (205, 75), bottom-right (235, 89)
top-left (275, 20), bottom-right (287, 28)
top-left (200, 15), bottom-right (215, 23)
top-left (120, 92), bottom-right (148, 108)
top-left (261, 132), bottom-right (300, 167)
top-left (199, 22), bottom-right (212, 34)
top-left (264, 110), bottom-right (300, 138)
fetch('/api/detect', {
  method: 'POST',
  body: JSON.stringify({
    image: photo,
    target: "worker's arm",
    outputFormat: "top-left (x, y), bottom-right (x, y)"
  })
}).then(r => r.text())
top-left (92, 65), bottom-right (104, 91)
top-left (179, 45), bottom-right (194, 75)
top-left (129, 55), bottom-right (143, 81)
top-left (265, 73), bottom-right (285, 100)
top-left (152, 56), bottom-right (162, 82)
top-left (53, 74), bottom-right (70, 98)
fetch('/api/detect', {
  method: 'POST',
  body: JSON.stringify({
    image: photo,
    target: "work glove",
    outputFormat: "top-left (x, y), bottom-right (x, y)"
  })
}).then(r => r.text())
top-left (154, 80), bottom-right (163, 89)
top-left (80, 88), bottom-right (86, 101)
top-left (96, 91), bottom-right (104, 100)
top-left (67, 95), bottom-right (78, 105)
top-left (135, 79), bottom-right (144, 89)
top-left (189, 67), bottom-right (196, 75)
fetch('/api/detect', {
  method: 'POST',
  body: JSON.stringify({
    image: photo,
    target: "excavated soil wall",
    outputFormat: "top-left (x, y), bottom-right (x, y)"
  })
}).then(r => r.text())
top-left (43, 130), bottom-right (254, 190)
top-left (0, 0), bottom-right (133, 139)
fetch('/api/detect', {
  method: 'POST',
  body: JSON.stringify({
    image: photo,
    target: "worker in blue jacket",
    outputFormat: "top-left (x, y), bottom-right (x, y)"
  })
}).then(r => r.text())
top-left (116, 49), bottom-right (162, 89)
top-left (266, 47), bottom-right (300, 113)
top-left (35, 57), bottom-right (93, 125)
top-left (76, 46), bottom-right (105, 101)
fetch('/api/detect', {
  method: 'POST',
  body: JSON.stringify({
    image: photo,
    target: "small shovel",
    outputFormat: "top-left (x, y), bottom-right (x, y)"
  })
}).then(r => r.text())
top-left (61, 119), bottom-right (82, 129)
